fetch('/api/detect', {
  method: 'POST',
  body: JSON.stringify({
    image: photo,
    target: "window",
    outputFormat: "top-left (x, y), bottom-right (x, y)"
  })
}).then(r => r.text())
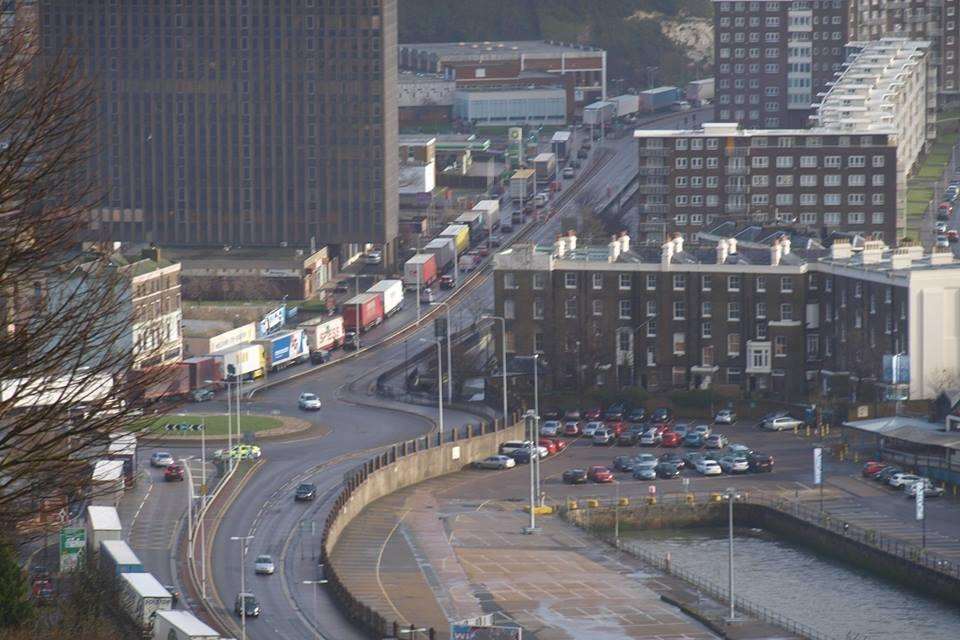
top-left (728, 301), bottom-right (741, 321)
top-left (848, 194), bottom-right (865, 205)
top-left (800, 194), bottom-right (817, 206)
top-left (855, 311), bottom-right (863, 329)
top-left (824, 212), bottom-right (841, 226)
top-left (675, 157), bottom-right (689, 169)
top-left (647, 318), bottom-right (658, 337)
top-left (872, 155), bottom-right (885, 167)
top-left (619, 300), bottom-right (631, 320)
top-left (592, 300), bottom-right (603, 316)
top-left (618, 329), bottom-right (631, 352)
top-left (848, 155), bottom-right (865, 167)
top-left (824, 194), bottom-right (841, 206)
top-left (676, 176), bottom-right (689, 187)
top-left (618, 274), bottom-right (631, 290)
top-left (702, 301), bottom-right (712, 317)
top-left (780, 303), bottom-right (794, 321)
top-left (774, 335), bottom-right (787, 357)
top-left (646, 274), bottom-right (657, 290)
top-left (702, 275), bottom-right (712, 291)
top-left (824, 156), bottom-right (841, 168)
top-left (533, 273), bottom-right (546, 290)
top-left (592, 273), bottom-right (603, 290)
top-left (756, 302), bottom-right (767, 318)
top-left (872, 194), bottom-right (885, 206)
top-left (848, 174), bottom-right (866, 187)
top-left (855, 282), bottom-right (863, 298)
top-left (752, 175), bottom-right (769, 187)
top-left (702, 321), bottom-right (712, 338)
top-left (673, 274), bottom-right (686, 290)
top-left (750, 345), bottom-right (770, 369)
top-left (872, 174), bottom-right (885, 186)
top-left (849, 212), bottom-right (865, 224)
top-left (756, 322), bottom-right (768, 340)
top-left (672, 367), bottom-right (687, 387)
top-left (870, 295), bottom-right (877, 315)
top-left (800, 155), bottom-right (817, 168)
top-left (564, 273), bottom-right (577, 289)
top-left (824, 175), bottom-right (841, 187)
top-left (728, 333), bottom-right (741, 356)
top-left (780, 277), bottom-right (793, 293)
top-left (727, 367), bottom-right (742, 384)
top-left (806, 334), bottom-right (819, 358)
top-left (775, 156), bottom-right (794, 169)
top-left (533, 332), bottom-right (543, 353)
top-left (503, 273), bottom-right (518, 289)
top-left (504, 299), bottom-right (515, 320)
top-left (646, 300), bottom-right (657, 317)
top-left (885, 287), bottom-right (892, 304)
top-left (647, 346), bottom-right (657, 367)
top-left (533, 299), bottom-right (545, 320)
top-left (800, 175), bottom-right (817, 186)
top-left (728, 275), bottom-right (741, 291)
top-left (673, 332), bottom-right (686, 355)
top-left (756, 276), bottom-right (766, 293)
top-left (564, 298), bottom-right (577, 318)
top-left (702, 345), bottom-right (716, 366)
top-left (673, 300), bottom-right (686, 320)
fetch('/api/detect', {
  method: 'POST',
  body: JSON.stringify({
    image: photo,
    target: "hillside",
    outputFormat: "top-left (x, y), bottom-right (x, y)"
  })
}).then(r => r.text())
top-left (399, 0), bottom-right (714, 89)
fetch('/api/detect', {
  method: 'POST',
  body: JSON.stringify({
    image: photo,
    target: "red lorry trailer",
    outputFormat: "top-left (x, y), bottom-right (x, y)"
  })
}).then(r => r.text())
top-left (341, 293), bottom-right (384, 333)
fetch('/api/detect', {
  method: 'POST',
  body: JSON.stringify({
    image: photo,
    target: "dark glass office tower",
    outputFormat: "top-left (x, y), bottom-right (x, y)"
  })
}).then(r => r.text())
top-left (40, 0), bottom-right (398, 256)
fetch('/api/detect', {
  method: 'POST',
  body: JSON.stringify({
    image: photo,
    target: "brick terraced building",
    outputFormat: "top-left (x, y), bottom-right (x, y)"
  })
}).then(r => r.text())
top-left (493, 231), bottom-right (960, 403)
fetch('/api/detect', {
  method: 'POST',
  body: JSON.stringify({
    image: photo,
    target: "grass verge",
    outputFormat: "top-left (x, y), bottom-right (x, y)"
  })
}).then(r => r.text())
top-left (140, 413), bottom-right (285, 437)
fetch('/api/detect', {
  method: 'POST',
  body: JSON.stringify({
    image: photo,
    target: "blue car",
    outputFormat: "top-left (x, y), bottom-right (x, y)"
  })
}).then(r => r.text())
top-left (683, 432), bottom-right (704, 448)
top-left (511, 448), bottom-right (532, 464)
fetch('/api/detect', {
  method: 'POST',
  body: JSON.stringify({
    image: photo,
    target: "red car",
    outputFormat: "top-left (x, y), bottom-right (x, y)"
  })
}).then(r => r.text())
top-left (660, 432), bottom-right (682, 447)
top-left (538, 439), bottom-right (558, 455)
top-left (588, 465), bottom-right (614, 483)
top-left (164, 463), bottom-right (185, 481)
top-left (549, 437), bottom-right (568, 452)
top-left (651, 423), bottom-right (672, 437)
top-left (563, 422), bottom-right (582, 437)
top-left (605, 420), bottom-right (626, 436)
top-left (862, 461), bottom-right (885, 477)
top-left (584, 407), bottom-right (603, 421)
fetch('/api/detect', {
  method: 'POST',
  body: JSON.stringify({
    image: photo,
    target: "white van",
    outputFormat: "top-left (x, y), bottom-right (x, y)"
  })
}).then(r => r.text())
top-left (533, 193), bottom-right (549, 208)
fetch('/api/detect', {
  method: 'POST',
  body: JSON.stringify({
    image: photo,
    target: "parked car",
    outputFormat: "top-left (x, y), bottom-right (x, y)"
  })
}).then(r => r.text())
top-left (727, 443), bottom-right (752, 457)
top-left (705, 434), bottom-right (728, 449)
top-left (562, 468), bottom-right (588, 484)
top-left (747, 452), bottom-right (775, 473)
top-left (254, 555), bottom-right (275, 575)
top-left (658, 452), bottom-right (685, 470)
top-left (538, 438), bottom-right (558, 455)
top-left (583, 407), bottom-right (602, 421)
top-left (150, 451), bottom-right (174, 467)
top-left (692, 424), bottom-right (712, 437)
top-left (475, 455), bottom-right (516, 470)
top-left (511, 448), bottom-right (534, 464)
top-left (592, 428), bottom-right (614, 446)
top-left (604, 402), bottom-right (629, 421)
top-left (616, 431), bottom-right (638, 446)
top-left (632, 453), bottom-right (659, 471)
top-left (548, 437), bottom-right (568, 452)
top-left (605, 420), bottom-right (627, 436)
top-left (695, 459), bottom-right (723, 476)
top-left (718, 455), bottom-right (750, 474)
top-left (655, 462), bottom-right (681, 479)
top-left (861, 461), bottom-right (885, 477)
top-left (639, 428), bottom-right (661, 446)
top-left (612, 456), bottom-right (635, 472)
top-left (163, 464), bottom-right (185, 481)
top-left (626, 408), bottom-right (647, 423)
top-left (759, 415), bottom-right (803, 431)
top-left (905, 479), bottom-right (944, 498)
top-left (191, 388), bottom-right (215, 402)
top-left (714, 409), bottom-right (736, 424)
top-left (298, 392), bottom-right (322, 411)
top-left (583, 421), bottom-right (604, 437)
top-left (683, 432), bottom-right (704, 448)
top-left (540, 420), bottom-right (562, 437)
top-left (683, 451), bottom-right (706, 468)
top-left (661, 432), bottom-right (683, 447)
top-left (649, 407), bottom-right (674, 427)
top-left (563, 421), bottom-right (583, 437)
top-left (874, 466), bottom-right (902, 483)
top-left (588, 466), bottom-right (614, 483)
top-left (564, 409), bottom-right (582, 421)
top-left (888, 473), bottom-right (923, 488)
top-left (499, 440), bottom-right (532, 456)
top-left (235, 593), bottom-right (261, 618)
top-left (542, 409), bottom-right (563, 421)
top-left (295, 483), bottom-right (317, 501)
top-left (632, 466), bottom-right (657, 480)
top-left (672, 423), bottom-right (690, 438)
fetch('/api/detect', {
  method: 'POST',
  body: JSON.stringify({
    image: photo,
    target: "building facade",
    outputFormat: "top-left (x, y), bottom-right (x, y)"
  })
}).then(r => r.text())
top-left (635, 123), bottom-right (898, 241)
top-left (714, 0), bottom-right (848, 128)
top-left (128, 248), bottom-right (182, 371)
top-left (848, 0), bottom-right (960, 100)
top-left (812, 38), bottom-right (936, 232)
top-left (40, 1), bottom-right (399, 260)
top-left (494, 232), bottom-right (960, 402)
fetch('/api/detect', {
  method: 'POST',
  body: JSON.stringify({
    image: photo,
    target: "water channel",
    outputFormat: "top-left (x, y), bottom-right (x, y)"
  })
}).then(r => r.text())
top-left (625, 528), bottom-right (960, 640)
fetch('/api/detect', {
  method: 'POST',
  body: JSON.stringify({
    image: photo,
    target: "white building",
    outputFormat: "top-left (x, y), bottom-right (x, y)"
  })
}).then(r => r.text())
top-left (812, 38), bottom-right (936, 233)
top-left (454, 86), bottom-right (567, 126)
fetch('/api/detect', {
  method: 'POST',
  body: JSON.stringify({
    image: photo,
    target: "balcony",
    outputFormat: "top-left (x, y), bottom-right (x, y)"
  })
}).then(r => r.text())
top-left (725, 184), bottom-right (749, 194)
top-left (728, 147), bottom-right (750, 157)
top-left (638, 204), bottom-right (669, 215)
top-left (637, 184), bottom-right (670, 195)
top-left (726, 164), bottom-right (749, 175)
top-left (639, 148), bottom-right (671, 157)
top-left (638, 167), bottom-right (670, 177)
top-left (725, 202), bottom-right (748, 214)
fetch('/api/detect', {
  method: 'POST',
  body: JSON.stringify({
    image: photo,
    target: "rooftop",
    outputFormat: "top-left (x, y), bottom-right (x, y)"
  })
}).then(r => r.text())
top-left (165, 245), bottom-right (326, 268)
top-left (843, 416), bottom-right (960, 451)
top-left (400, 40), bottom-right (603, 59)
top-left (398, 134), bottom-right (437, 147)
top-left (398, 70), bottom-right (454, 84)
top-left (634, 122), bottom-right (895, 141)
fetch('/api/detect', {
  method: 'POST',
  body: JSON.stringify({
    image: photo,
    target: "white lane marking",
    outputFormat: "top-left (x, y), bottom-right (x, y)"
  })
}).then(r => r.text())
top-left (130, 482), bottom-right (153, 529)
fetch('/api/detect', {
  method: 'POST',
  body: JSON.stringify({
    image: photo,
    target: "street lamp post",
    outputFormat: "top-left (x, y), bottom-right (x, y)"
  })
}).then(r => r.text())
top-left (614, 479), bottom-right (621, 549)
top-left (200, 416), bottom-right (207, 598)
top-left (419, 337), bottom-right (444, 442)
top-left (523, 410), bottom-right (539, 535)
top-left (398, 627), bottom-right (427, 639)
top-left (723, 488), bottom-right (740, 622)
top-left (230, 535), bottom-right (254, 640)
top-left (302, 578), bottom-right (328, 640)
top-left (531, 353), bottom-right (542, 507)
top-left (481, 314), bottom-right (509, 424)
top-left (431, 301), bottom-right (454, 399)
top-left (207, 378), bottom-right (234, 473)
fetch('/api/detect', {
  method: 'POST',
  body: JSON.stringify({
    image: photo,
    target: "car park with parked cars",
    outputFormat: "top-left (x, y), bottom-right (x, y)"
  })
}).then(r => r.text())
top-left (562, 468), bottom-right (588, 484)
top-left (476, 455), bottom-right (516, 470)
top-left (758, 414), bottom-right (803, 431)
top-left (588, 466), bottom-right (614, 483)
top-left (540, 420), bottom-right (562, 437)
top-left (695, 458), bottom-right (723, 476)
top-left (714, 409), bottom-right (736, 424)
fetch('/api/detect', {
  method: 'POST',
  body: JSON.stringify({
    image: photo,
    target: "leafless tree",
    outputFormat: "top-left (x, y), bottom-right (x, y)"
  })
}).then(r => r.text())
top-left (0, 24), bottom-right (172, 543)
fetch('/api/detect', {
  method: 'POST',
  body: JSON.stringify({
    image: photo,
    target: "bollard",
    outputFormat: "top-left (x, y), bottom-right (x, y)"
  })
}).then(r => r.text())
top-left (618, 497), bottom-right (630, 507)
top-left (685, 493), bottom-right (695, 504)
top-left (853, 451), bottom-right (859, 463)
top-left (646, 496), bottom-right (657, 505)
top-left (567, 499), bottom-right (579, 510)
top-left (805, 425), bottom-right (811, 437)
top-left (709, 492), bottom-right (724, 503)
top-left (585, 498), bottom-right (599, 508)
top-left (793, 424), bottom-right (798, 435)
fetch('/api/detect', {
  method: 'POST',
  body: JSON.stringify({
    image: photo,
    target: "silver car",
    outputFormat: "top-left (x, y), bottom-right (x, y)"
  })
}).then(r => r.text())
top-left (714, 409), bottom-right (736, 424)
top-left (540, 420), bottom-right (562, 437)
top-left (632, 466), bottom-right (657, 480)
top-left (705, 434), bottom-right (728, 449)
top-left (592, 429), bottom-right (614, 446)
top-left (254, 554), bottom-right (275, 575)
top-left (760, 415), bottom-right (803, 431)
top-left (692, 424), bottom-right (712, 437)
top-left (583, 421), bottom-right (605, 437)
top-left (639, 428), bottom-right (660, 446)
top-left (150, 451), bottom-right (174, 467)
top-left (475, 455), bottom-right (516, 470)
top-left (718, 456), bottom-right (750, 474)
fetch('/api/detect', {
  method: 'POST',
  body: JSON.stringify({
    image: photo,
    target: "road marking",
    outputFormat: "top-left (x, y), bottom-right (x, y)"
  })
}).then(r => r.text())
top-left (130, 482), bottom-right (154, 530)
top-left (375, 508), bottom-right (412, 626)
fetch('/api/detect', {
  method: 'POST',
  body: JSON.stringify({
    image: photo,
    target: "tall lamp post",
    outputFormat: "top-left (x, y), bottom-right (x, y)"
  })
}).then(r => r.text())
top-left (419, 337), bottom-right (445, 442)
top-left (481, 314), bottom-right (509, 423)
top-left (302, 578), bottom-right (328, 640)
top-left (522, 409), bottom-right (539, 535)
top-left (531, 353), bottom-right (542, 508)
top-left (207, 378), bottom-right (236, 473)
top-left (230, 535), bottom-right (254, 640)
top-left (723, 488), bottom-right (740, 622)
top-left (430, 301), bottom-right (454, 399)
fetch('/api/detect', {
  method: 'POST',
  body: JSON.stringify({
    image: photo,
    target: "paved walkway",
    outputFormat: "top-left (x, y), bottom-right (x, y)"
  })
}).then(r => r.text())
top-left (331, 472), bottom-right (723, 640)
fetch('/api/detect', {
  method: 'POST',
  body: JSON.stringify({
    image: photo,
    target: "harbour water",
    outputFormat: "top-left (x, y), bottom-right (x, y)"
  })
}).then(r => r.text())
top-left (625, 527), bottom-right (960, 640)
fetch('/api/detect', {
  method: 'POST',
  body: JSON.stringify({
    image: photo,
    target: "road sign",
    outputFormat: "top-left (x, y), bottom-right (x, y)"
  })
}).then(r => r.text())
top-left (813, 447), bottom-right (822, 485)
top-left (59, 526), bottom-right (85, 572)
top-left (915, 482), bottom-right (925, 521)
top-left (647, 485), bottom-right (656, 495)
top-left (682, 478), bottom-right (690, 490)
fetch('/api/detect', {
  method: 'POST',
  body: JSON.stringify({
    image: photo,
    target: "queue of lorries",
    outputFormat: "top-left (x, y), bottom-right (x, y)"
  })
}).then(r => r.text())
top-left (84, 505), bottom-right (225, 640)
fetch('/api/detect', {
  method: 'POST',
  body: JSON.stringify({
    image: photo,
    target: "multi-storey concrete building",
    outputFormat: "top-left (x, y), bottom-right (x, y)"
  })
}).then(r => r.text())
top-left (714, 0), bottom-right (848, 128)
top-left (399, 40), bottom-right (606, 114)
top-left (41, 1), bottom-right (399, 263)
top-left (812, 38), bottom-right (936, 233)
top-left (848, 0), bottom-right (960, 101)
top-left (635, 123), bottom-right (898, 241)
top-left (493, 231), bottom-right (960, 402)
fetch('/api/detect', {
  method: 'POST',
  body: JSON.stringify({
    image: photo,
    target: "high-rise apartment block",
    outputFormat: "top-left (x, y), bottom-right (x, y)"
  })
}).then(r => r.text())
top-left (40, 1), bottom-right (399, 261)
top-left (635, 123), bottom-right (898, 241)
top-left (714, 0), bottom-right (848, 128)
top-left (848, 0), bottom-right (960, 98)
top-left (812, 38), bottom-right (935, 232)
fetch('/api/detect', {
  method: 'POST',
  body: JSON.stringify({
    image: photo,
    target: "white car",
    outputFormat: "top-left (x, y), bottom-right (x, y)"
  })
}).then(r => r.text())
top-left (298, 392), bottom-right (322, 411)
top-left (718, 456), bottom-right (750, 474)
top-left (935, 221), bottom-right (948, 233)
top-left (888, 473), bottom-right (923, 488)
top-left (631, 453), bottom-right (659, 471)
top-left (905, 479), bottom-right (944, 498)
top-left (540, 420), bottom-right (562, 437)
top-left (583, 421), bottom-right (605, 437)
top-left (150, 451), bottom-right (174, 467)
top-left (499, 440), bottom-right (533, 456)
top-left (727, 444), bottom-right (752, 457)
top-left (936, 235), bottom-right (950, 248)
top-left (692, 424), bottom-right (712, 438)
top-left (475, 455), bottom-right (516, 470)
top-left (254, 555), bottom-right (275, 575)
top-left (639, 428), bottom-right (660, 446)
top-left (760, 415), bottom-right (803, 431)
top-left (714, 409), bottom-right (736, 424)
top-left (695, 459), bottom-right (723, 476)
top-left (364, 250), bottom-right (383, 265)
top-left (592, 429), bottom-right (614, 446)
